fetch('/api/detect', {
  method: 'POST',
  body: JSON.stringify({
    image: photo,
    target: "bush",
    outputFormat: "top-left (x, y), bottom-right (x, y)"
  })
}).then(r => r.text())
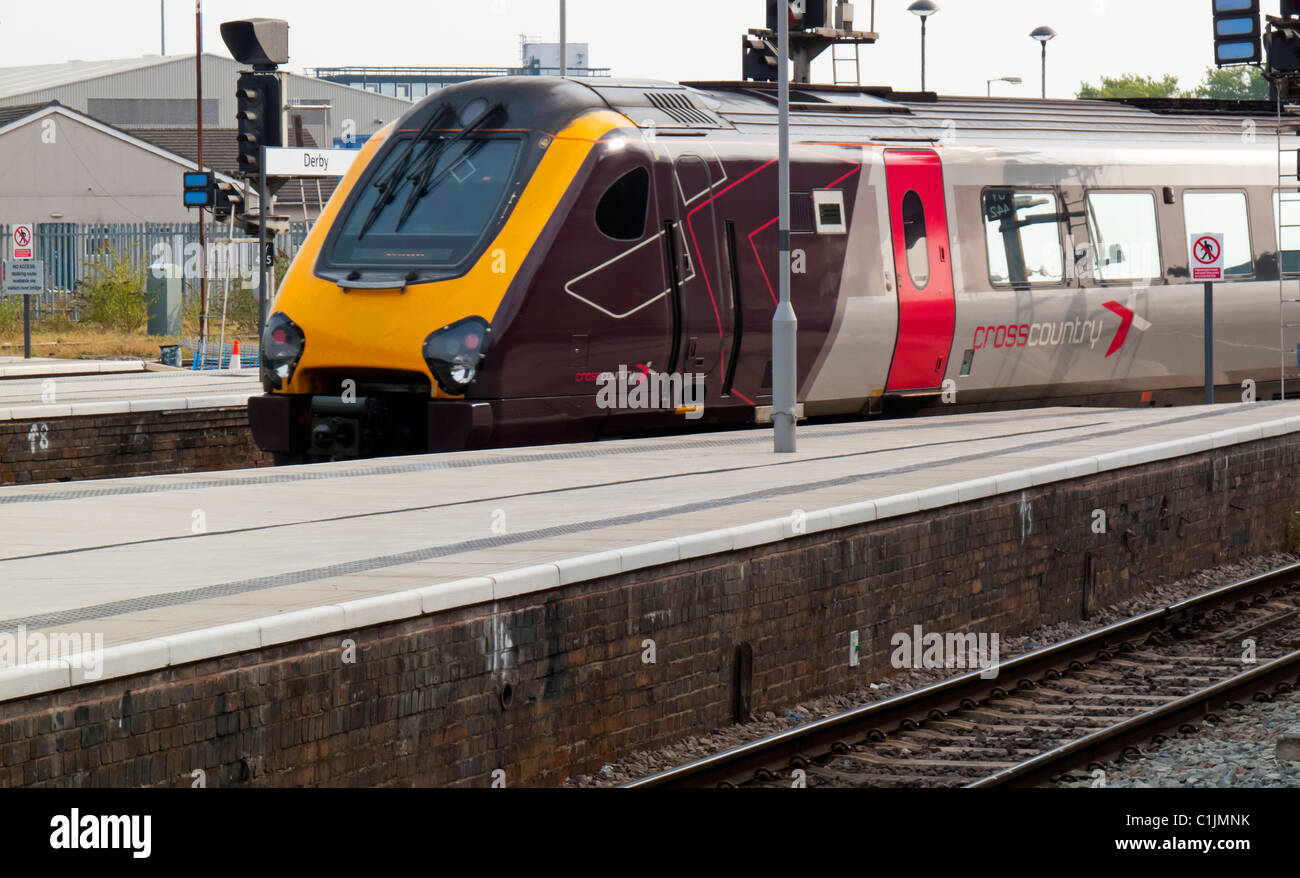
top-left (0, 296), bottom-right (21, 334)
top-left (79, 247), bottom-right (147, 333)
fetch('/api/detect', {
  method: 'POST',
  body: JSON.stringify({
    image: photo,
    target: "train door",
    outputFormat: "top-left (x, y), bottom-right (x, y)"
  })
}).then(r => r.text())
top-left (883, 150), bottom-right (956, 393)
top-left (664, 154), bottom-right (726, 378)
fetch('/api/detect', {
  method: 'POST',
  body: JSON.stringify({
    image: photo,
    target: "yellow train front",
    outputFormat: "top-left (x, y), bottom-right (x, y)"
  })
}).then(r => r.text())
top-left (249, 77), bottom-right (656, 462)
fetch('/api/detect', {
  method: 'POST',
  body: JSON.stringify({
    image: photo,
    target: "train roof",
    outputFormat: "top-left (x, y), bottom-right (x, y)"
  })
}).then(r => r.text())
top-left (578, 78), bottom-right (1300, 146)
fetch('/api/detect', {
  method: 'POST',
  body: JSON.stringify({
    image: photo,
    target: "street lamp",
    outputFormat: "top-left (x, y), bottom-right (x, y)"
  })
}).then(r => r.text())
top-left (1029, 26), bottom-right (1057, 99)
top-left (987, 76), bottom-right (1022, 96)
top-left (908, 1), bottom-right (940, 93)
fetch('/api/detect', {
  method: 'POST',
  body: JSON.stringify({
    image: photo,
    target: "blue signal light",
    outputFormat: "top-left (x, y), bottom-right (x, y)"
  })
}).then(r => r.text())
top-left (1216, 17), bottom-right (1256, 37)
top-left (183, 172), bottom-right (209, 188)
top-left (1212, 0), bottom-right (1261, 66)
top-left (183, 190), bottom-right (209, 206)
top-left (1218, 41), bottom-right (1260, 62)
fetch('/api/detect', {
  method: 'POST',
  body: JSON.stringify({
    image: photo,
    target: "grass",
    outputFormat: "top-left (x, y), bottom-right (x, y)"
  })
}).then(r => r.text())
top-left (0, 316), bottom-right (259, 361)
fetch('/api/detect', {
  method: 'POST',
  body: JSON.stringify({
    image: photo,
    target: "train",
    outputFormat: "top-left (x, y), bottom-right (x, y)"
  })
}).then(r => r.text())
top-left (249, 76), bottom-right (1300, 462)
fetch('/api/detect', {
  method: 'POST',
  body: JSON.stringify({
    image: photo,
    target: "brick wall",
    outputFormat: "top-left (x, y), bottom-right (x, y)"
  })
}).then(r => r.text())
top-left (0, 407), bottom-right (271, 485)
top-left (1, 434), bottom-right (1296, 787)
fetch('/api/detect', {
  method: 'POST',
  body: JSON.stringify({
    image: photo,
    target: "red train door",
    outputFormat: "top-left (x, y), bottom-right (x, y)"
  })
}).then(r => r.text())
top-left (884, 150), bottom-right (956, 393)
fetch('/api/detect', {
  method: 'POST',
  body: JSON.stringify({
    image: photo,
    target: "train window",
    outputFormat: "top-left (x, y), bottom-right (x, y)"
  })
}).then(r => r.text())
top-left (595, 167), bottom-right (651, 241)
top-left (1274, 191), bottom-right (1300, 274)
top-left (901, 190), bottom-right (930, 288)
top-left (982, 189), bottom-right (1064, 286)
top-left (1183, 192), bottom-right (1252, 277)
top-left (1085, 192), bottom-right (1162, 282)
top-left (327, 134), bottom-right (524, 269)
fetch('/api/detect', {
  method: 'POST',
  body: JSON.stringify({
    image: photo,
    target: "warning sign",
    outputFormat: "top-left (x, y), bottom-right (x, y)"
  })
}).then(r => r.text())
top-left (11, 223), bottom-right (34, 260)
top-left (1190, 232), bottom-right (1224, 281)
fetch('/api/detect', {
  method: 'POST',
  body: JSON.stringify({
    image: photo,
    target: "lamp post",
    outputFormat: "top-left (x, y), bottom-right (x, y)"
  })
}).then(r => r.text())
top-left (1030, 26), bottom-right (1057, 99)
top-left (773, 0), bottom-right (796, 453)
top-left (987, 76), bottom-right (1022, 96)
top-left (908, 1), bottom-right (939, 92)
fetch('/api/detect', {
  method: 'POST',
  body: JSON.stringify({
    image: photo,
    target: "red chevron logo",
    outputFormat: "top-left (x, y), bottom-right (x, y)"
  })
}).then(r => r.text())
top-left (1102, 301), bottom-right (1135, 358)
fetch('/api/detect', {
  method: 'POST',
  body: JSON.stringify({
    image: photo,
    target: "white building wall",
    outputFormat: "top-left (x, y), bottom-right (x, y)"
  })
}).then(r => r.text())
top-left (0, 113), bottom-right (203, 225)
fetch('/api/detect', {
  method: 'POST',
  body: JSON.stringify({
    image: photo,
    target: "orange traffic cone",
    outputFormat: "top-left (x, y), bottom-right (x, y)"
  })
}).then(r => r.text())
top-left (230, 338), bottom-right (242, 370)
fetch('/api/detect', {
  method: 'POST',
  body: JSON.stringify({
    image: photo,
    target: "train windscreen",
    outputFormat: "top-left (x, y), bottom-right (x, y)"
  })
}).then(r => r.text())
top-left (327, 133), bottom-right (523, 270)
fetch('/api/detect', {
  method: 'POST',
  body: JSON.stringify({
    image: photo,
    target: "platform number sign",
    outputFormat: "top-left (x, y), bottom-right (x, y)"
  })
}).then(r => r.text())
top-left (12, 223), bottom-right (34, 260)
top-left (1191, 232), bottom-right (1225, 281)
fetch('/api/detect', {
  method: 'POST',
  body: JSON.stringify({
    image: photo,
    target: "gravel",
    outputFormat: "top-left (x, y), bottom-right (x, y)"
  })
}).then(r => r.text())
top-left (1052, 690), bottom-right (1300, 788)
top-left (565, 552), bottom-right (1299, 788)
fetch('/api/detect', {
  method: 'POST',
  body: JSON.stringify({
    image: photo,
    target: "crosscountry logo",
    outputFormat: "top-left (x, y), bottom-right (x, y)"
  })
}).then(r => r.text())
top-left (1101, 301), bottom-right (1152, 358)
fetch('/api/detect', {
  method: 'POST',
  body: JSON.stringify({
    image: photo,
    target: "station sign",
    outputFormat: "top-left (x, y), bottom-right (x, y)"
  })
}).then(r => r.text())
top-left (1190, 232), bottom-right (1225, 281)
top-left (263, 147), bottom-right (359, 178)
top-left (11, 223), bottom-right (34, 260)
top-left (1, 259), bottom-right (44, 295)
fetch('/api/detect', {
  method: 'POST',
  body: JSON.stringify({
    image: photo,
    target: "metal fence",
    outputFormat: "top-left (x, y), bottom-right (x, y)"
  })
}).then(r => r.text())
top-left (1, 221), bottom-right (312, 320)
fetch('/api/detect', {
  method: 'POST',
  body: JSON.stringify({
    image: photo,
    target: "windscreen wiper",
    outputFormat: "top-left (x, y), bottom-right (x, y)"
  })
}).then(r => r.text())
top-left (393, 103), bottom-right (505, 233)
top-left (357, 104), bottom-right (455, 240)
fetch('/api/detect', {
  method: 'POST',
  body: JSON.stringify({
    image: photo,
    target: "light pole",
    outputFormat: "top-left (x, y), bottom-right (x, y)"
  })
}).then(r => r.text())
top-left (1030, 26), bottom-right (1057, 99)
top-left (773, 1), bottom-right (796, 453)
top-left (986, 76), bottom-right (1022, 96)
top-left (908, 1), bottom-right (939, 92)
top-left (559, 0), bottom-right (566, 76)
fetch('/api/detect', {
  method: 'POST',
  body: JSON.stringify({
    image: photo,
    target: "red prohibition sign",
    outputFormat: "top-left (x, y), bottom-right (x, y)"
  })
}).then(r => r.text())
top-left (1193, 236), bottom-right (1221, 265)
top-left (13, 227), bottom-right (30, 248)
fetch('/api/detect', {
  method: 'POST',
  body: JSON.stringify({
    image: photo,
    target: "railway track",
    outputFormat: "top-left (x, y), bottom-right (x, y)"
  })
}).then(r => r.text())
top-left (623, 562), bottom-right (1300, 788)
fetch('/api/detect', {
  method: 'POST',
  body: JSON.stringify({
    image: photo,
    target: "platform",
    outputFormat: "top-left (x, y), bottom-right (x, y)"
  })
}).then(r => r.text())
top-left (0, 357), bottom-right (150, 378)
top-left (0, 362), bottom-right (259, 420)
top-left (2, 400), bottom-right (1300, 699)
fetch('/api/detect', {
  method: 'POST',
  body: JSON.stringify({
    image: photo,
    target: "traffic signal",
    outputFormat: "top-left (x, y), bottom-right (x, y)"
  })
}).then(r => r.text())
top-left (182, 170), bottom-right (214, 208)
top-left (765, 1), bottom-right (829, 32)
top-left (1268, 26), bottom-right (1300, 75)
top-left (801, 0), bottom-right (828, 29)
top-left (236, 71), bottom-right (282, 175)
top-left (743, 35), bottom-right (778, 81)
top-left (212, 181), bottom-right (245, 221)
top-left (1212, 0), bottom-right (1261, 66)
top-left (219, 18), bottom-right (290, 67)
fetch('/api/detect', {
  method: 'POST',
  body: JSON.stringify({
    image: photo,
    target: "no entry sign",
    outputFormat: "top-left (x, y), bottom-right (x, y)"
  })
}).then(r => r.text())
top-left (1190, 232), bottom-right (1224, 281)
top-left (11, 223), bottom-right (34, 260)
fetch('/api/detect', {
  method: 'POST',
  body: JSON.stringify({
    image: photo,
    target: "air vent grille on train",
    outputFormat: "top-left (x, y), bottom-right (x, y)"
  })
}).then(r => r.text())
top-left (644, 92), bottom-right (718, 126)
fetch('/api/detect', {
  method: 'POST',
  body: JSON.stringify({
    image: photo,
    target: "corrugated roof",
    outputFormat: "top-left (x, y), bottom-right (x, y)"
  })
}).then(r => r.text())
top-left (126, 127), bottom-right (244, 175)
top-left (0, 100), bottom-right (56, 126)
top-left (0, 55), bottom-right (180, 99)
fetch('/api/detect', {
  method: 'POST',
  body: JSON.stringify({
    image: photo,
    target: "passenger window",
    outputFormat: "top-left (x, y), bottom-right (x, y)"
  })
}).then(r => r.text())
top-left (1183, 192), bottom-right (1251, 276)
top-left (1274, 191), bottom-right (1300, 275)
top-left (595, 167), bottom-right (650, 240)
top-left (1085, 191), bottom-right (1162, 282)
top-left (982, 189), bottom-right (1064, 286)
top-left (901, 190), bottom-right (930, 288)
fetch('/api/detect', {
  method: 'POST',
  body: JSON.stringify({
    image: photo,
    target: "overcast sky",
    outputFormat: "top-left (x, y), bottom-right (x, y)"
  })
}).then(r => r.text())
top-left (0, 1), bottom-right (1285, 98)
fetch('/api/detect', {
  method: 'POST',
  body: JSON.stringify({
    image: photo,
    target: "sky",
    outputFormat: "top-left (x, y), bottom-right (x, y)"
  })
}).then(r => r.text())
top-left (0, 1), bottom-right (1286, 98)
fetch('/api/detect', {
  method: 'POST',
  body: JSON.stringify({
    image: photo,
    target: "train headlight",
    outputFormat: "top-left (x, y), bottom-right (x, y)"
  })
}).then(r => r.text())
top-left (261, 312), bottom-right (306, 391)
top-left (423, 317), bottom-right (492, 395)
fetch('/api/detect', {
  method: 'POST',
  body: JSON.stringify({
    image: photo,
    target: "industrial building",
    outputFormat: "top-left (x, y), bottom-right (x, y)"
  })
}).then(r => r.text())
top-left (0, 53), bottom-right (411, 147)
top-left (307, 41), bottom-right (609, 108)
